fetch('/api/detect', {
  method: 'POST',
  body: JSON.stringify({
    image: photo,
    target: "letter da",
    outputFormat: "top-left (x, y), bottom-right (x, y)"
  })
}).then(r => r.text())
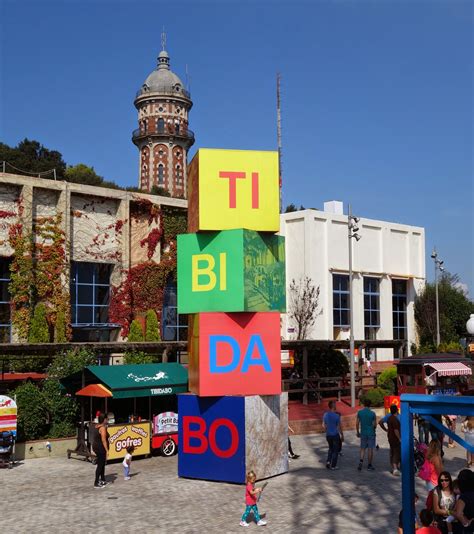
top-left (241, 334), bottom-right (272, 372)
top-left (209, 335), bottom-right (240, 373)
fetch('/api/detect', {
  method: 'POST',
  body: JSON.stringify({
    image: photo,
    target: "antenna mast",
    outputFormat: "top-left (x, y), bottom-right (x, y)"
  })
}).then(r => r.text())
top-left (277, 72), bottom-right (282, 212)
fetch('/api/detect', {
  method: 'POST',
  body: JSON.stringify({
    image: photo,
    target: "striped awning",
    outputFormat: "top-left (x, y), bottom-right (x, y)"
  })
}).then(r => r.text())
top-left (426, 362), bottom-right (472, 377)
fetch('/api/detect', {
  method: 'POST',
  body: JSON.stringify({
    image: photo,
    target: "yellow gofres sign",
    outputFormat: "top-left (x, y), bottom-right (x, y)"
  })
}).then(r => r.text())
top-left (187, 149), bottom-right (280, 233)
top-left (107, 422), bottom-right (151, 460)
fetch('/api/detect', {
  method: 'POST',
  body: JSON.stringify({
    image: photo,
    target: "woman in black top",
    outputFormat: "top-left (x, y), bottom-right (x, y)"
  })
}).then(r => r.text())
top-left (93, 413), bottom-right (109, 488)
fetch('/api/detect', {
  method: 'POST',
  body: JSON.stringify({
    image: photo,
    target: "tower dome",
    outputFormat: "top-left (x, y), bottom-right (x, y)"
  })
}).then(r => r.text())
top-left (132, 43), bottom-right (194, 197)
top-left (138, 50), bottom-right (189, 98)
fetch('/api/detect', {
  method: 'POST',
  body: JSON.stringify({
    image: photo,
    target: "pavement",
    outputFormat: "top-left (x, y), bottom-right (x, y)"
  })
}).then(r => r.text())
top-left (1, 430), bottom-right (470, 534)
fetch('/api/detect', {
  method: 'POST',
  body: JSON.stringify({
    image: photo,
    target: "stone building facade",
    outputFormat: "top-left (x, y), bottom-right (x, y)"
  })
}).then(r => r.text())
top-left (0, 172), bottom-right (187, 343)
top-left (132, 48), bottom-right (194, 197)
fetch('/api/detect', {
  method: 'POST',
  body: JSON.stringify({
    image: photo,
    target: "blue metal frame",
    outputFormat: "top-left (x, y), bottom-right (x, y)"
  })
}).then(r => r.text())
top-left (401, 394), bottom-right (474, 534)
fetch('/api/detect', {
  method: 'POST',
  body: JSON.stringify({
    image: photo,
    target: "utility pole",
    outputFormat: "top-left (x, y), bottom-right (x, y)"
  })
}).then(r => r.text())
top-left (348, 204), bottom-right (361, 408)
top-left (431, 248), bottom-right (444, 348)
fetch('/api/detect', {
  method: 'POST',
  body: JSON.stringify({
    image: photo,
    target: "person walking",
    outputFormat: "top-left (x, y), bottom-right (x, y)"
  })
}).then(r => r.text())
top-left (92, 413), bottom-right (109, 488)
top-left (356, 398), bottom-right (377, 471)
top-left (386, 404), bottom-right (401, 475)
top-left (322, 400), bottom-right (344, 470)
top-left (461, 417), bottom-right (474, 468)
top-left (240, 471), bottom-right (267, 527)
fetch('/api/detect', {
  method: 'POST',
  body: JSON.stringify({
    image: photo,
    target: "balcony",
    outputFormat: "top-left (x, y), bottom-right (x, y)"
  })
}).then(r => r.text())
top-left (132, 126), bottom-right (195, 145)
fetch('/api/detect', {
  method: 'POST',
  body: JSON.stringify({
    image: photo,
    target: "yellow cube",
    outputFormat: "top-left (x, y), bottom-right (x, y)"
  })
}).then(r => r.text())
top-left (188, 149), bottom-right (280, 232)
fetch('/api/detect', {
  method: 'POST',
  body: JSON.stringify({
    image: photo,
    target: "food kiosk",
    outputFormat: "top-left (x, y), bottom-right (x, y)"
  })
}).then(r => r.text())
top-left (397, 353), bottom-right (472, 395)
top-left (62, 363), bottom-right (187, 461)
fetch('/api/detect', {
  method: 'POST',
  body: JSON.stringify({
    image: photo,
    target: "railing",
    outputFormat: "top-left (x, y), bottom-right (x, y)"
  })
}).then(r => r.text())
top-left (282, 375), bottom-right (377, 405)
top-left (132, 126), bottom-right (195, 143)
top-left (135, 87), bottom-right (191, 99)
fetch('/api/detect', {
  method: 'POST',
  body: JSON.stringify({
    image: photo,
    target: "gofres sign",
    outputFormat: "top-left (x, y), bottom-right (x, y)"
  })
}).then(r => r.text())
top-left (107, 422), bottom-right (151, 460)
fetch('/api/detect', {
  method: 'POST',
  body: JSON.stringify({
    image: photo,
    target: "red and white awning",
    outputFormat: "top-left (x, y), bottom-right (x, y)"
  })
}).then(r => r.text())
top-left (425, 362), bottom-right (472, 377)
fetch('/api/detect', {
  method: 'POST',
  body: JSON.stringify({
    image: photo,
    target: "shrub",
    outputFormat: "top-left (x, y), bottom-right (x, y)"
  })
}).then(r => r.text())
top-left (145, 309), bottom-right (161, 341)
top-left (377, 366), bottom-right (397, 394)
top-left (438, 341), bottom-right (463, 353)
top-left (54, 309), bottom-right (67, 343)
top-left (29, 303), bottom-right (50, 343)
top-left (128, 319), bottom-right (144, 342)
top-left (13, 381), bottom-right (48, 441)
top-left (123, 351), bottom-right (155, 365)
top-left (362, 387), bottom-right (386, 407)
top-left (42, 379), bottom-right (78, 438)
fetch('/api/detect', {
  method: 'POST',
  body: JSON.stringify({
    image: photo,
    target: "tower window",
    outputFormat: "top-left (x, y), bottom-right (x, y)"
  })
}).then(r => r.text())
top-left (157, 118), bottom-right (165, 133)
top-left (158, 164), bottom-right (165, 185)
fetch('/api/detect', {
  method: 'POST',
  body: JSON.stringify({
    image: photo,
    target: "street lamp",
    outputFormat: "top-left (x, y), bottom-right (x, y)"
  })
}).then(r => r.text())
top-left (431, 248), bottom-right (444, 348)
top-left (348, 204), bottom-right (361, 408)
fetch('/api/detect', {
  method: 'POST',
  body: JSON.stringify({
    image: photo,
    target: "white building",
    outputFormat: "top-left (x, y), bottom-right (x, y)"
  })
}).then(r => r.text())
top-left (280, 201), bottom-right (425, 361)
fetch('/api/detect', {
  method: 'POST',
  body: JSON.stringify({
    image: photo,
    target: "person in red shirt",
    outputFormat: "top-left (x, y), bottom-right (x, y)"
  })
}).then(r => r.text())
top-left (240, 471), bottom-right (267, 527)
top-left (416, 509), bottom-right (442, 534)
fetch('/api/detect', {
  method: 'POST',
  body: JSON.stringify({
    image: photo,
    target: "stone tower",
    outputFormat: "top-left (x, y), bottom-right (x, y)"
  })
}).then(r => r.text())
top-left (132, 43), bottom-right (194, 197)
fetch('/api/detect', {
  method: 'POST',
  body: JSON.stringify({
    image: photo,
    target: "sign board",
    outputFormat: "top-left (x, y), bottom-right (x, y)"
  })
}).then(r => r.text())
top-left (178, 394), bottom-right (246, 483)
top-left (187, 149), bottom-right (280, 232)
top-left (0, 395), bottom-right (17, 437)
top-left (107, 422), bottom-right (151, 460)
top-left (188, 312), bottom-right (281, 396)
top-left (177, 229), bottom-right (285, 314)
top-left (154, 412), bottom-right (178, 434)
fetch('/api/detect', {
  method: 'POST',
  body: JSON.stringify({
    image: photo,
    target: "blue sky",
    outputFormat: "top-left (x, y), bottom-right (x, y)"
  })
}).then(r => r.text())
top-left (1, 1), bottom-right (472, 294)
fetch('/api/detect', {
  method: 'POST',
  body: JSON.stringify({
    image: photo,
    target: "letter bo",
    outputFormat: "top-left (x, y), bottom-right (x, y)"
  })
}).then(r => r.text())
top-left (188, 312), bottom-right (281, 396)
top-left (187, 148), bottom-right (280, 233)
top-left (178, 393), bottom-right (289, 483)
top-left (177, 229), bottom-right (285, 314)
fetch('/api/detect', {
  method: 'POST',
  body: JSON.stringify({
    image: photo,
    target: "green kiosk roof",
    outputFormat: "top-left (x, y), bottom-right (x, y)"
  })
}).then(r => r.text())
top-left (63, 363), bottom-right (188, 399)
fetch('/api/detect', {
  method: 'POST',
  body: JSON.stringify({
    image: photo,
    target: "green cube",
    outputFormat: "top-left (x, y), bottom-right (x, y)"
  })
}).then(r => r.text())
top-left (177, 229), bottom-right (286, 313)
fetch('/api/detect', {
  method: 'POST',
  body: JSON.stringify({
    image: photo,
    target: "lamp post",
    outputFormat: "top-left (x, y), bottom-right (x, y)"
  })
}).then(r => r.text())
top-left (348, 204), bottom-right (361, 408)
top-left (431, 248), bottom-right (444, 348)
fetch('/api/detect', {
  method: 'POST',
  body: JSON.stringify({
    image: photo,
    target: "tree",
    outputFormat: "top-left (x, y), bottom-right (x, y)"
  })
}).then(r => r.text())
top-left (0, 139), bottom-right (66, 179)
top-left (145, 309), bottom-right (161, 341)
top-left (288, 277), bottom-right (322, 339)
top-left (150, 185), bottom-right (171, 197)
top-left (128, 319), bottom-right (144, 342)
top-left (415, 272), bottom-right (474, 349)
top-left (64, 163), bottom-right (120, 189)
top-left (29, 303), bottom-right (50, 343)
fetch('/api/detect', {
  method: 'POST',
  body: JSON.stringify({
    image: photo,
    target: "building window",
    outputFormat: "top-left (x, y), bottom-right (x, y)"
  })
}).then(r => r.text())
top-left (157, 164), bottom-right (165, 185)
top-left (157, 118), bottom-right (165, 133)
top-left (176, 164), bottom-right (182, 184)
top-left (162, 281), bottom-right (187, 341)
top-left (0, 258), bottom-right (11, 342)
top-left (392, 279), bottom-right (407, 340)
top-left (71, 262), bottom-right (112, 327)
top-left (333, 274), bottom-right (350, 327)
top-left (364, 277), bottom-right (380, 329)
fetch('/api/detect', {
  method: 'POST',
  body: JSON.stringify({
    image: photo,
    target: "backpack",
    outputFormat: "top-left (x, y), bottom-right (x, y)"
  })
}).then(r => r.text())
top-left (425, 488), bottom-right (439, 511)
top-left (418, 459), bottom-right (431, 481)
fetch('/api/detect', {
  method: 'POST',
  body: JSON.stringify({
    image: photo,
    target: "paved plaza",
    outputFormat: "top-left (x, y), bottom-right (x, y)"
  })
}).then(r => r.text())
top-left (1, 430), bottom-right (470, 533)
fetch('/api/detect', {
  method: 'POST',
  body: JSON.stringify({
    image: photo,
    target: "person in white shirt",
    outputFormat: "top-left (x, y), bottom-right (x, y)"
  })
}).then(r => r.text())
top-left (122, 445), bottom-right (135, 480)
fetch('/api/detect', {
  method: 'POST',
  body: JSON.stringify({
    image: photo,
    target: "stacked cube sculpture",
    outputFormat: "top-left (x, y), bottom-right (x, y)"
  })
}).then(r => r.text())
top-left (177, 148), bottom-right (288, 483)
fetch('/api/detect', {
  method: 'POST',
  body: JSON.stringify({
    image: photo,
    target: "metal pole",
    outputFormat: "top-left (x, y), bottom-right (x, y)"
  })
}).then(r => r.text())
top-left (348, 204), bottom-right (356, 408)
top-left (435, 259), bottom-right (440, 348)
